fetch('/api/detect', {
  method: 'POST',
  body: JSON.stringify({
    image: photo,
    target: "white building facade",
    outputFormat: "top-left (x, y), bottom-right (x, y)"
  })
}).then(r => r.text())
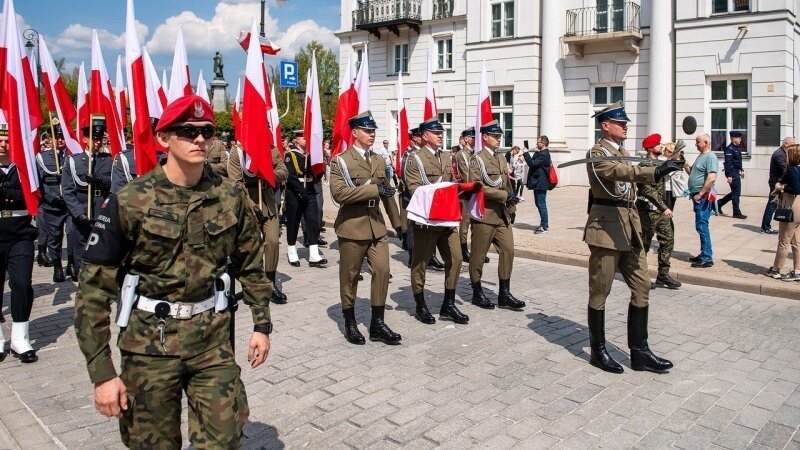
top-left (336, 0), bottom-right (800, 196)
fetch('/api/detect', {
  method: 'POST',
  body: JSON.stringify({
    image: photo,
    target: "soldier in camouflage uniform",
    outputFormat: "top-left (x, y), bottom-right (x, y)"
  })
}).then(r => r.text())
top-left (636, 134), bottom-right (681, 290)
top-left (74, 96), bottom-right (272, 448)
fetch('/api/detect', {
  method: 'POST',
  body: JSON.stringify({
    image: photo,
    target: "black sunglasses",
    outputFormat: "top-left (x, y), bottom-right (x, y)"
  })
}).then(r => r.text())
top-left (170, 126), bottom-right (215, 140)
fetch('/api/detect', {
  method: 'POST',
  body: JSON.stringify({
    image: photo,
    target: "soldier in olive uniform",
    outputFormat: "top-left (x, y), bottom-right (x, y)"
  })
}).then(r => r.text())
top-left (636, 134), bottom-right (681, 290)
top-left (61, 116), bottom-right (113, 281)
top-left (228, 144), bottom-right (290, 304)
top-left (330, 112), bottom-right (404, 345)
top-left (453, 128), bottom-right (474, 262)
top-left (75, 96), bottom-right (272, 448)
top-left (35, 121), bottom-right (70, 282)
top-left (404, 118), bottom-right (469, 325)
top-left (284, 130), bottom-right (327, 267)
top-left (206, 132), bottom-right (229, 177)
top-left (468, 121), bottom-right (526, 311)
top-left (584, 102), bottom-right (682, 374)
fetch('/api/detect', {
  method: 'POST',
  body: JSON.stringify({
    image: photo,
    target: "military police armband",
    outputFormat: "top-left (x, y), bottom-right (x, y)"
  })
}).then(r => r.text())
top-left (83, 193), bottom-right (129, 266)
top-left (253, 323), bottom-right (273, 335)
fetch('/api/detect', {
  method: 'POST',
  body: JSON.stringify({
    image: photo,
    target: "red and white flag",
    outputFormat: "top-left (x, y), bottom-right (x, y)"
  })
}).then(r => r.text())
top-left (474, 61), bottom-right (493, 154)
top-left (114, 55), bottom-right (127, 129)
top-left (141, 47), bottom-right (164, 118)
top-left (39, 35), bottom-right (82, 155)
top-left (76, 62), bottom-right (89, 143)
top-left (304, 52), bottom-right (325, 176)
top-left (1, 0), bottom-right (41, 214)
top-left (160, 69), bottom-right (169, 104)
top-left (195, 70), bottom-right (210, 103)
top-left (236, 31), bottom-right (281, 55)
top-left (239, 19), bottom-right (274, 186)
top-left (395, 71), bottom-right (409, 176)
top-left (268, 76), bottom-right (284, 156)
top-left (167, 29), bottom-right (191, 103)
top-left (125, 0), bottom-right (158, 174)
top-left (354, 44), bottom-right (370, 114)
top-left (91, 30), bottom-right (125, 156)
top-left (330, 52), bottom-right (357, 158)
top-left (0, 0), bottom-right (8, 106)
top-left (407, 182), bottom-right (484, 227)
top-left (231, 77), bottom-right (241, 132)
top-left (423, 48), bottom-right (437, 121)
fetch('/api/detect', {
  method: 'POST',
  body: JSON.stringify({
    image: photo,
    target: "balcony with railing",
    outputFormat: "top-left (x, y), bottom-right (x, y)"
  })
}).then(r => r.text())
top-left (564, 2), bottom-right (642, 58)
top-left (352, 0), bottom-right (422, 38)
top-left (432, 0), bottom-right (454, 20)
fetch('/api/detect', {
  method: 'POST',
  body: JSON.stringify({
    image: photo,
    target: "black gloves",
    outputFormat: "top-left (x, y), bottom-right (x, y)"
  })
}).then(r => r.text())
top-left (53, 195), bottom-right (66, 207)
top-left (506, 192), bottom-right (520, 206)
top-left (85, 175), bottom-right (109, 190)
top-left (76, 214), bottom-right (93, 226)
top-left (654, 159), bottom-right (683, 182)
top-left (252, 206), bottom-right (267, 226)
top-left (378, 184), bottom-right (396, 198)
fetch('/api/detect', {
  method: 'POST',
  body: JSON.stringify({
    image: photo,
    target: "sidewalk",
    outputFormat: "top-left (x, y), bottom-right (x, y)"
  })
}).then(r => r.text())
top-left (322, 185), bottom-right (798, 300)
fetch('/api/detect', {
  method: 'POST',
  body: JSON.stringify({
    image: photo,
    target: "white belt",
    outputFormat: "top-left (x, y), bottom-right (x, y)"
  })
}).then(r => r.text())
top-left (137, 295), bottom-right (216, 320)
top-left (0, 209), bottom-right (28, 218)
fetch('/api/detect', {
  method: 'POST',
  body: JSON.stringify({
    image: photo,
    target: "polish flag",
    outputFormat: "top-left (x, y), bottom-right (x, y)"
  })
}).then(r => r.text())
top-left (141, 47), bottom-right (164, 118)
top-left (115, 55), bottom-right (128, 129)
top-left (395, 71), bottom-right (409, 177)
top-left (195, 70), bottom-right (210, 103)
top-left (231, 78), bottom-right (241, 132)
top-left (91, 30), bottom-right (125, 155)
top-left (474, 61), bottom-right (493, 154)
top-left (423, 48), bottom-right (437, 121)
top-left (354, 44), bottom-right (370, 114)
top-left (268, 76), bottom-right (284, 156)
top-left (330, 53), bottom-right (357, 158)
top-left (76, 62), bottom-right (89, 143)
top-left (38, 35), bottom-right (82, 155)
top-left (239, 19), bottom-right (274, 186)
top-left (125, 0), bottom-right (158, 174)
top-left (1, 0), bottom-right (40, 213)
top-left (0, 0), bottom-right (7, 105)
top-left (304, 52), bottom-right (325, 176)
top-left (167, 29), bottom-right (191, 102)
top-left (236, 31), bottom-right (281, 55)
top-left (160, 69), bottom-right (169, 104)
top-left (407, 182), bottom-right (484, 227)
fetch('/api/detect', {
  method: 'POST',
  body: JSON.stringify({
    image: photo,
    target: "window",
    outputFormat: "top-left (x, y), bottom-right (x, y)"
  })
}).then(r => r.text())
top-left (592, 85), bottom-right (624, 142)
top-left (355, 48), bottom-right (363, 71)
top-left (710, 78), bottom-right (749, 152)
top-left (491, 1), bottom-right (514, 39)
top-left (393, 44), bottom-right (409, 74)
top-left (713, 0), bottom-right (749, 13)
top-left (596, 0), bottom-right (625, 33)
top-left (491, 89), bottom-right (513, 147)
top-left (438, 111), bottom-right (453, 149)
top-left (436, 38), bottom-right (453, 71)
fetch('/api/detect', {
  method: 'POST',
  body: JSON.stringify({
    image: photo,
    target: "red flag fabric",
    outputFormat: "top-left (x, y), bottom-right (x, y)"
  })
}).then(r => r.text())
top-left (125, 0), bottom-right (158, 174)
top-left (395, 71), bottom-right (409, 176)
top-left (304, 53), bottom-right (325, 176)
top-left (76, 62), bottom-right (89, 143)
top-left (115, 55), bottom-right (128, 129)
top-left (424, 49), bottom-right (437, 121)
top-left (39, 35), bottom-right (82, 155)
top-left (474, 61), bottom-right (493, 154)
top-left (406, 182), bottom-right (484, 227)
top-left (331, 55), bottom-right (357, 158)
top-left (240, 20), bottom-right (275, 187)
top-left (237, 31), bottom-right (281, 55)
top-left (231, 78), bottom-right (241, 132)
top-left (267, 76), bottom-right (284, 156)
top-left (91, 30), bottom-right (125, 156)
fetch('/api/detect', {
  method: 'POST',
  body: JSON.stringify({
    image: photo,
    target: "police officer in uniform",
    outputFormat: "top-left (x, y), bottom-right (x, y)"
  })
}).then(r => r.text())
top-left (61, 116), bottom-right (113, 281)
top-left (75, 95), bottom-right (272, 448)
top-left (404, 118), bottom-right (468, 325)
top-left (284, 130), bottom-right (327, 267)
top-left (36, 120), bottom-right (70, 282)
top-left (453, 128), bottom-right (474, 262)
top-left (468, 121), bottom-right (526, 311)
top-left (717, 130), bottom-right (747, 219)
top-left (0, 122), bottom-right (39, 363)
top-left (228, 144), bottom-right (289, 304)
top-left (584, 101), bottom-right (681, 374)
top-left (330, 112), bottom-right (403, 345)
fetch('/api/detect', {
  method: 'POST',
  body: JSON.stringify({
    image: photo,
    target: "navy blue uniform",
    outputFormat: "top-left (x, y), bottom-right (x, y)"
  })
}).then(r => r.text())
top-left (0, 164), bottom-right (37, 323)
top-left (284, 147), bottom-right (322, 247)
top-left (35, 148), bottom-right (70, 264)
top-left (717, 143), bottom-right (744, 216)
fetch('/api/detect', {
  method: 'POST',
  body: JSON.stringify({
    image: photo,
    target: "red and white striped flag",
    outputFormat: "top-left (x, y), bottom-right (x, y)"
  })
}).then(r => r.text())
top-left (424, 48), bottom-right (437, 121)
top-left (236, 31), bottom-right (281, 55)
top-left (240, 19), bottom-right (274, 186)
top-left (268, 75), bottom-right (284, 156)
top-left (474, 61), bottom-right (493, 154)
top-left (160, 69), bottom-right (169, 105)
top-left (195, 70), bottom-right (210, 103)
top-left (125, 0), bottom-right (158, 174)
top-left (167, 29), bottom-right (191, 103)
top-left (304, 51), bottom-right (325, 176)
top-left (114, 55), bottom-right (128, 129)
top-left (354, 44), bottom-right (369, 114)
top-left (1, 0), bottom-right (41, 214)
top-left (407, 182), bottom-right (485, 227)
top-left (141, 47), bottom-right (164, 118)
top-left (395, 70), bottom-right (409, 176)
top-left (39, 35), bottom-right (82, 155)
top-left (330, 52), bottom-right (357, 158)
top-left (76, 62), bottom-right (89, 143)
top-left (231, 77), bottom-right (241, 132)
top-left (91, 30), bottom-right (125, 156)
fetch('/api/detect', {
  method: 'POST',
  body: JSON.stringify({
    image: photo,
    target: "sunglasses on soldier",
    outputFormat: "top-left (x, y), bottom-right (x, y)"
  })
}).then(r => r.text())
top-left (170, 125), bottom-right (215, 140)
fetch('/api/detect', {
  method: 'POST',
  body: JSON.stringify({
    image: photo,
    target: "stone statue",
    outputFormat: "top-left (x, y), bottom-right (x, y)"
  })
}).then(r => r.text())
top-left (213, 52), bottom-right (224, 80)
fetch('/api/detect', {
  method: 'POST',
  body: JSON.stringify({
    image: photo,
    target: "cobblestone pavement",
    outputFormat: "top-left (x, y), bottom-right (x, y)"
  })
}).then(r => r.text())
top-left (1, 232), bottom-right (799, 449)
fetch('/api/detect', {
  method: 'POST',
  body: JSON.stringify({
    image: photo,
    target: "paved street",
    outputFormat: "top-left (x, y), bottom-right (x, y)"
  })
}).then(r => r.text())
top-left (1, 231), bottom-right (799, 449)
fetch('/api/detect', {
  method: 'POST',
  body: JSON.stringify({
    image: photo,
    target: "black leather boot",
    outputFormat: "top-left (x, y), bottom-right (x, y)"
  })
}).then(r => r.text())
top-left (654, 274), bottom-right (681, 290)
top-left (428, 252), bottom-right (445, 271)
top-left (36, 245), bottom-right (51, 267)
top-left (628, 305), bottom-right (673, 373)
top-left (439, 289), bottom-right (469, 324)
top-left (65, 262), bottom-right (74, 279)
top-left (71, 265), bottom-right (80, 282)
top-left (342, 308), bottom-right (365, 345)
top-left (267, 271), bottom-right (287, 304)
top-left (588, 307), bottom-right (623, 374)
top-left (52, 260), bottom-right (66, 283)
top-left (471, 282), bottom-right (495, 309)
top-left (406, 249), bottom-right (412, 268)
top-left (461, 243), bottom-right (471, 263)
top-left (497, 279), bottom-right (525, 310)
top-left (413, 292), bottom-right (435, 324)
top-left (369, 306), bottom-right (401, 345)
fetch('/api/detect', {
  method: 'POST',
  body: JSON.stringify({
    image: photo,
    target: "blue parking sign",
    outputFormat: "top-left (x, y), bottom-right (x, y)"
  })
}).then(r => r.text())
top-left (279, 61), bottom-right (299, 88)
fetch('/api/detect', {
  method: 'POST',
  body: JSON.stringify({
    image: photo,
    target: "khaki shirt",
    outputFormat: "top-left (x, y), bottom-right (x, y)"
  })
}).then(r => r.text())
top-left (403, 146), bottom-right (453, 195)
top-left (206, 140), bottom-right (229, 177)
top-left (228, 147), bottom-right (288, 219)
top-left (469, 148), bottom-right (514, 225)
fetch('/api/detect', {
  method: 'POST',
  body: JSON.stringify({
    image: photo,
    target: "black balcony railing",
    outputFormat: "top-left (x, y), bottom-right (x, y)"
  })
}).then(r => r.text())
top-left (352, 0), bottom-right (422, 30)
top-left (565, 2), bottom-right (640, 37)
top-left (432, 0), bottom-right (454, 20)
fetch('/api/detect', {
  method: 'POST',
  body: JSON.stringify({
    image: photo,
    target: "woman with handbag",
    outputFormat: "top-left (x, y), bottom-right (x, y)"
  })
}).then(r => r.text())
top-left (765, 144), bottom-right (800, 281)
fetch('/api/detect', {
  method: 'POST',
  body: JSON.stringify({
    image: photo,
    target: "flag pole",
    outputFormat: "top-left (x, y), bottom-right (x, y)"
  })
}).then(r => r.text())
top-left (47, 112), bottom-right (64, 195)
top-left (87, 119), bottom-right (95, 219)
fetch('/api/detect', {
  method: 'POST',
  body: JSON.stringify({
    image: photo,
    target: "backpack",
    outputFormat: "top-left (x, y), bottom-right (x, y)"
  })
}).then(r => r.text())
top-left (547, 164), bottom-right (559, 190)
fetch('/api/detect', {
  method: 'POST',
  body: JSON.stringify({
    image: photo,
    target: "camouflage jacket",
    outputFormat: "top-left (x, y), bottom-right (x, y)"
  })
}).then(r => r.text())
top-left (636, 159), bottom-right (669, 212)
top-left (74, 165), bottom-right (272, 384)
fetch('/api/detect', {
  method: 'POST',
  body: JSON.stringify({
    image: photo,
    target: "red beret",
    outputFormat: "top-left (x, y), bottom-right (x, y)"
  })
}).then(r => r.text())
top-left (642, 133), bottom-right (661, 150)
top-left (156, 95), bottom-right (215, 132)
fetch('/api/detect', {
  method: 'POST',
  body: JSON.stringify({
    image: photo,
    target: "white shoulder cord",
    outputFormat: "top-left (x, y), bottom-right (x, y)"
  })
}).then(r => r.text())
top-left (475, 155), bottom-right (503, 187)
top-left (69, 157), bottom-right (88, 188)
top-left (119, 153), bottom-right (133, 183)
top-left (36, 153), bottom-right (58, 175)
top-left (238, 148), bottom-right (258, 178)
top-left (590, 146), bottom-right (629, 198)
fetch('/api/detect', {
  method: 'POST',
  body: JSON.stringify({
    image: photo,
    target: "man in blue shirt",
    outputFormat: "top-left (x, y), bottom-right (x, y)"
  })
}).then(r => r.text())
top-left (687, 134), bottom-right (718, 268)
top-left (716, 130), bottom-right (747, 219)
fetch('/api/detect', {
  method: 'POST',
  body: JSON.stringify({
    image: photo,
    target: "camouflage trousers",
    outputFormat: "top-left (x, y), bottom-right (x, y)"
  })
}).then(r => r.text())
top-left (119, 341), bottom-right (249, 449)
top-left (638, 207), bottom-right (674, 276)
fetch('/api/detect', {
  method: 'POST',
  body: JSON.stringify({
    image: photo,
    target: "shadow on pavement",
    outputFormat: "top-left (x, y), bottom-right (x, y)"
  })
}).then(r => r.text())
top-left (388, 284), bottom-right (416, 317)
top-left (723, 258), bottom-right (769, 276)
top-left (732, 223), bottom-right (764, 233)
top-left (242, 421), bottom-right (284, 450)
top-left (30, 306), bottom-right (74, 350)
top-left (526, 312), bottom-right (599, 364)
